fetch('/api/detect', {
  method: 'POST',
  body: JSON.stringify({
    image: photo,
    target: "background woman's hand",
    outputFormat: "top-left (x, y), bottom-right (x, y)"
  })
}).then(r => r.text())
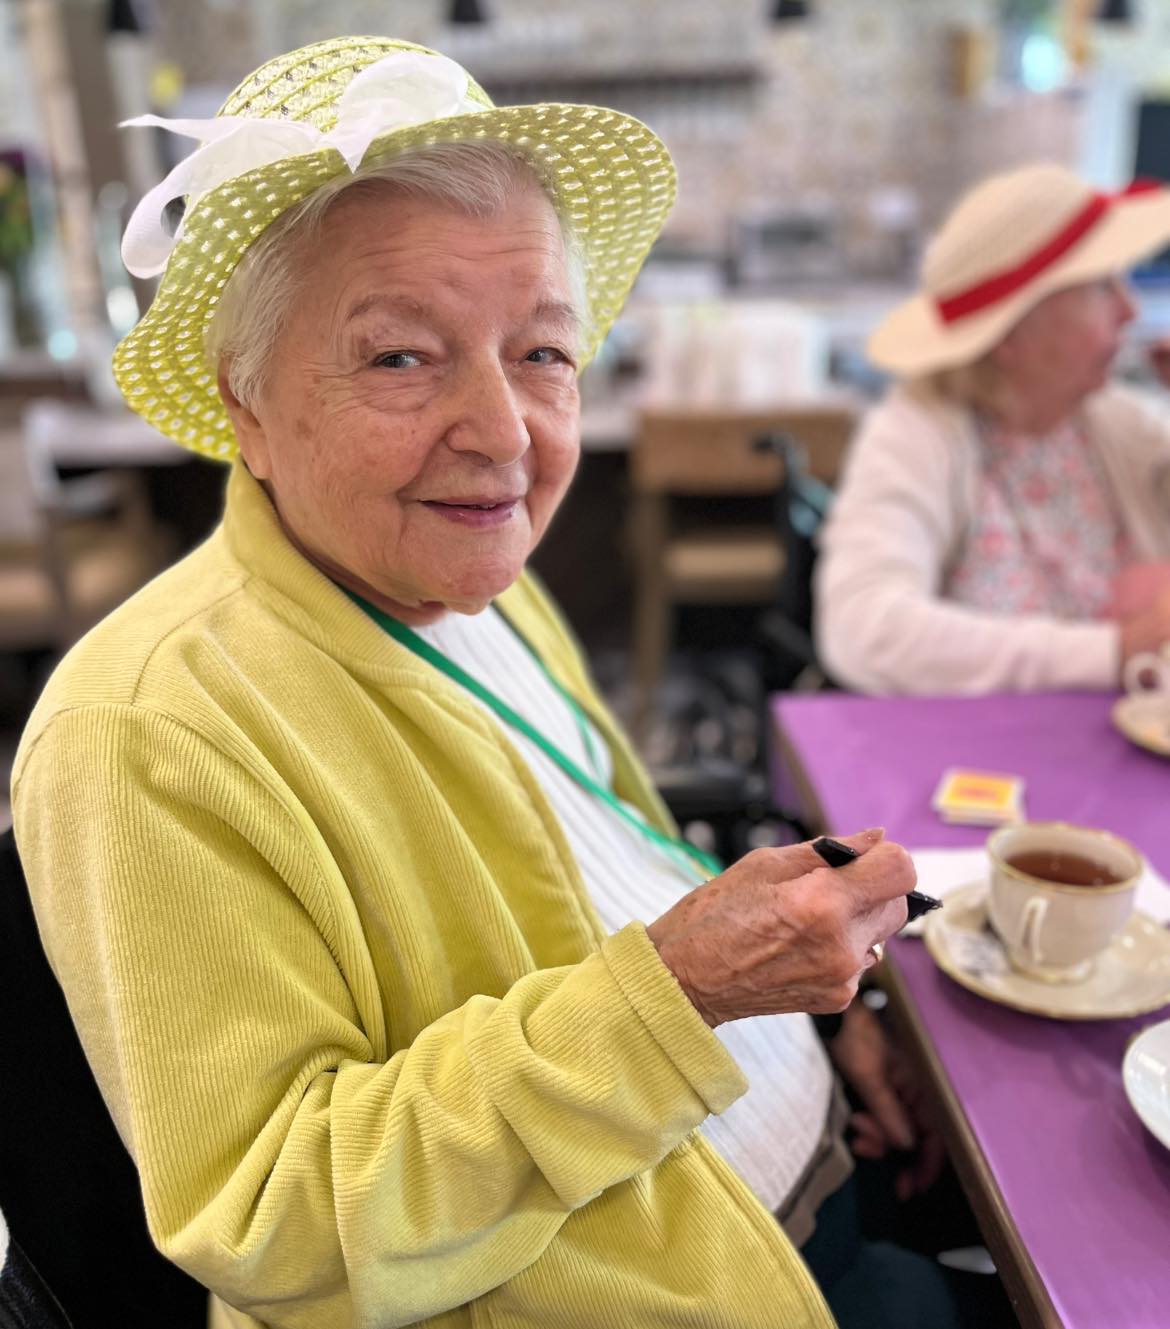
top-left (1110, 562), bottom-right (1170, 622)
top-left (646, 828), bottom-right (912, 1027)
top-left (1118, 584), bottom-right (1170, 673)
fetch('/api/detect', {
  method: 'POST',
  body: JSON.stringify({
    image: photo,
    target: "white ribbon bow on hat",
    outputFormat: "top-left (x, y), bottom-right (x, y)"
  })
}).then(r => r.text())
top-left (120, 50), bottom-right (483, 278)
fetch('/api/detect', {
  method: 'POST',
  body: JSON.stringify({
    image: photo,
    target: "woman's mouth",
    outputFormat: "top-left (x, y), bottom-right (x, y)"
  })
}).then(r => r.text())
top-left (422, 498), bottom-right (521, 528)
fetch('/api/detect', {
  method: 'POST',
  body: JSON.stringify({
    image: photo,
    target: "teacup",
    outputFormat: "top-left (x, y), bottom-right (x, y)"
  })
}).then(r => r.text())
top-left (1123, 643), bottom-right (1170, 696)
top-left (986, 822), bottom-right (1142, 983)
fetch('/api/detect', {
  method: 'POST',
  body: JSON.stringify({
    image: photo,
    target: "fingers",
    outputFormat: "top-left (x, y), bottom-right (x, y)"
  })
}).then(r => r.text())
top-left (868, 891), bottom-right (911, 944)
top-left (749, 827), bottom-right (886, 882)
top-left (855, 841), bottom-right (917, 903)
top-left (852, 1070), bottom-right (916, 1151)
top-left (851, 884), bottom-right (911, 974)
top-left (848, 1112), bottom-right (887, 1160)
top-left (749, 830), bottom-right (915, 906)
top-left (653, 829), bottom-right (914, 1026)
top-left (801, 836), bottom-right (917, 907)
top-left (897, 1130), bottom-right (947, 1200)
top-left (830, 827), bottom-right (887, 854)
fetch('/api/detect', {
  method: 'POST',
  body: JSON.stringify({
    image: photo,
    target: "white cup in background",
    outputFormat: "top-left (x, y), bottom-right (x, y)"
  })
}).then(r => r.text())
top-left (986, 823), bottom-right (1142, 984)
top-left (1123, 643), bottom-right (1170, 696)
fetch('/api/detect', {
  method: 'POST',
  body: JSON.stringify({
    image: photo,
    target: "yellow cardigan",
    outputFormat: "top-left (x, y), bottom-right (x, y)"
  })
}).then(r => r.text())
top-left (13, 463), bottom-right (833, 1329)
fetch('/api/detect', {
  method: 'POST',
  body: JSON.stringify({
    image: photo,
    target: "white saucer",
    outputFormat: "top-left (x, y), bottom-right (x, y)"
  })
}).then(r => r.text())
top-left (1122, 1020), bottom-right (1170, 1148)
top-left (1112, 693), bottom-right (1170, 759)
top-left (1123, 1019), bottom-right (1170, 1150)
top-left (922, 882), bottom-right (1170, 1020)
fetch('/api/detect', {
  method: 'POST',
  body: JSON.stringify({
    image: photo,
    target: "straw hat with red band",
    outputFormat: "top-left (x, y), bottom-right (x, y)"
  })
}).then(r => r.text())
top-left (868, 163), bottom-right (1170, 377)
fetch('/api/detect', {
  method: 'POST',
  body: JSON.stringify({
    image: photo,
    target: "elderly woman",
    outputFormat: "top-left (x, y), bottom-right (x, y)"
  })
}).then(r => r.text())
top-left (816, 163), bottom-right (1170, 695)
top-left (11, 37), bottom-right (929, 1329)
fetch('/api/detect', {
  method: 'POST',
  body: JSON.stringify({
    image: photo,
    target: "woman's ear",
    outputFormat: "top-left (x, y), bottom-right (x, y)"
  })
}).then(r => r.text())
top-left (217, 366), bottom-right (272, 479)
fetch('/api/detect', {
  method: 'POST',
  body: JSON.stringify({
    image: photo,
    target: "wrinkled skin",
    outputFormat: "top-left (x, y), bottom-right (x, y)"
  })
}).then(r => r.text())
top-left (647, 828), bottom-right (911, 1025)
top-left (219, 180), bottom-right (581, 627)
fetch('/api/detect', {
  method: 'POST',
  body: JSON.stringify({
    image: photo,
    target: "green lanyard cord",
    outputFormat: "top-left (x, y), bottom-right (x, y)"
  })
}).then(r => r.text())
top-left (342, 589), bottom-right (722, 882)
top-left (493, 611), bottom-right (607, 784)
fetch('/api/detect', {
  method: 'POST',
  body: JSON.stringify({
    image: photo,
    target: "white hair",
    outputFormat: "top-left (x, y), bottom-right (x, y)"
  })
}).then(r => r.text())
top-left (206, 139), bottom-right (586, 411)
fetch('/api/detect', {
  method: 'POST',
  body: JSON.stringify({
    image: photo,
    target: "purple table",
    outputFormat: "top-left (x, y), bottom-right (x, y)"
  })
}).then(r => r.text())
top-left (772, 691), bottom-right (1170, 1329)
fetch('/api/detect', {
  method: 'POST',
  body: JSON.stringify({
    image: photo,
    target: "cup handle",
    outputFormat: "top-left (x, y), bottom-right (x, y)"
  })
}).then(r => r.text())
top-left (1123, 651), bottom-right (1168, 694)
top-left (1021, 896), bottom-right (1048, 965)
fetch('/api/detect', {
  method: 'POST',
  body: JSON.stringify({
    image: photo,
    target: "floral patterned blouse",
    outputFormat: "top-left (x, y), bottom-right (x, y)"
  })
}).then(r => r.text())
top-left (944, 415), bottom-right (1133, 619)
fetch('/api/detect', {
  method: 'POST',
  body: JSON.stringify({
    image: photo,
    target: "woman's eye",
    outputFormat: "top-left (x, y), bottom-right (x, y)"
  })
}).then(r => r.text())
top-left (525, 347), bottom-right (569, 366)
top-left (374, 351), bottom-right (421, 369)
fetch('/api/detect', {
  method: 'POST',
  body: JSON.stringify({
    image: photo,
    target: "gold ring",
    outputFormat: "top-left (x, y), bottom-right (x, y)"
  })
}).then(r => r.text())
top-left (868, 941), bottom-right (885, 964)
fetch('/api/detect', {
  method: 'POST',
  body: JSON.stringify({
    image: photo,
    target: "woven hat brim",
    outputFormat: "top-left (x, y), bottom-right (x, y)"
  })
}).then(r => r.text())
top-left (868, 190), bottom-right (1170, 377)
top-left (113, 102), bottom-right (676, 461)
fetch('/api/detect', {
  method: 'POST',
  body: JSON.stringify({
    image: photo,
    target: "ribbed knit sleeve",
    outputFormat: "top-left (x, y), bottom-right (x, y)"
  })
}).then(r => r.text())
top-left (14, 703), bottom-right (748, 1329)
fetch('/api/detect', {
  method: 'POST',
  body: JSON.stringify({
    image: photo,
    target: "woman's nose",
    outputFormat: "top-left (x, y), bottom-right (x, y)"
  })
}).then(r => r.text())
top-left (445, 361), bottom-right (530, 464)
top-left (1112, 276), bottom-right (1138, 326)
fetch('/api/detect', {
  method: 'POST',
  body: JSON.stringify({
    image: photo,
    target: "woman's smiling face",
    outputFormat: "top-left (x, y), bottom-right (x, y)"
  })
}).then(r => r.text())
top-left (220, 178), bottom-right (582, 624)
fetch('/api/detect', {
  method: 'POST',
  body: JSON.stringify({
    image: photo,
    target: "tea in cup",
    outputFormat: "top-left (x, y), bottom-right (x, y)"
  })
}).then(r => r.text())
top-left (986, 822), bottom-right (1141, 983)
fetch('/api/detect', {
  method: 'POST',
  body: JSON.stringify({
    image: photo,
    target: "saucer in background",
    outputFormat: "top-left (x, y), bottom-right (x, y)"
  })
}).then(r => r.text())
top-left (1123, 1019), bottom-right (1170, 1151)
top-left (1112, 693), bottom-right (1170, 759)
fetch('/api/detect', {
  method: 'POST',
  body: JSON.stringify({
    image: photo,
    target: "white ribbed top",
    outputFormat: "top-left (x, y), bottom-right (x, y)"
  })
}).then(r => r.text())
top-left (417, 606), bottom-right (831, 1211)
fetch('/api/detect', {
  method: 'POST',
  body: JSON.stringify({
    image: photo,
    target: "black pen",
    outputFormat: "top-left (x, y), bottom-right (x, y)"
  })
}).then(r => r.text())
top-left (811, 835), bottom-right (942, 922)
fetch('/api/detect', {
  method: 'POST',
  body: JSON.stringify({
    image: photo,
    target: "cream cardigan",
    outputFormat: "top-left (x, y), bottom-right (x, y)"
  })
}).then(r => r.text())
top-left (815, 382), bottom-right (1170, 694)
top-left (12, 463), bottom-right (832, 1329)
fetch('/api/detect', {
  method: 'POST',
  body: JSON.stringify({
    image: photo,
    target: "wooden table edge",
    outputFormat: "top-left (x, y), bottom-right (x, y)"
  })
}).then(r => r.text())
top-left (881, 950), bottom-right (1063, 1329)
top-left (771, 703), bottom-right (1064, 1328)
top-left (771, 712), bottom-right (830, 835)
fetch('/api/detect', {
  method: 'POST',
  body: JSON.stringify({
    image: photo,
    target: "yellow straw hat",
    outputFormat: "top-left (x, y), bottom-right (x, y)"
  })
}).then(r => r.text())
top-left (113, 35), bottom-right (677, 461)
top-left (868, 162), bottom-right (1170, 377)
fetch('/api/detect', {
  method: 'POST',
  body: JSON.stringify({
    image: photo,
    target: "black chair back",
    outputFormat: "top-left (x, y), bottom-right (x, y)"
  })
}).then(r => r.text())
top-left (772, 433), bottom-right (833, 638)
top-left (751, 431), bottom-right (835, 689)
top-left (0, 1232), bottom-right (73, 1328)
top-left (0, 827), bottom-right (207, 1327)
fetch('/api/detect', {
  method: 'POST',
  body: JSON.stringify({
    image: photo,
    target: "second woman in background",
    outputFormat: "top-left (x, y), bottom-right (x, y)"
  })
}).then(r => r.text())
top-left (817, 163), bottom-right (1170, 695)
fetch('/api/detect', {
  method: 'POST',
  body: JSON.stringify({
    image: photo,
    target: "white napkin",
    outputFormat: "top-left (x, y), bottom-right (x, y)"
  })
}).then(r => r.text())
top-left (903, 846), bottom-right (1170, 937)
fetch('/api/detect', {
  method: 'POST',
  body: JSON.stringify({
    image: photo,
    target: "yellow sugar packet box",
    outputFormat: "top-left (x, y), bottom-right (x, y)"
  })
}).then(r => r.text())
top-left (931, 768), bottom-right (1025, 826)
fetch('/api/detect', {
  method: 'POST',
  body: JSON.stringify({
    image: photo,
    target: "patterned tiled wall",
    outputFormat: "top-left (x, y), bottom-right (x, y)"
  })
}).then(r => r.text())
top-left (626, 0), bottom-right (1081, 267)
top-left (145, 0), bottom-right (1084, 277)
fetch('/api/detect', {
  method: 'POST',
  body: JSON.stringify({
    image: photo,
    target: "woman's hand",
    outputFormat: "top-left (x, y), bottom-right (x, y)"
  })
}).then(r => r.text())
top-left (828, 1001), bottom-right (946, 1201)
top-left (646, 828), bottom-right (912, 1027)
top-left (1110, 562), bottom-right (1170, 621)
top-left (1118, 584), bottom-right (1170, 673)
